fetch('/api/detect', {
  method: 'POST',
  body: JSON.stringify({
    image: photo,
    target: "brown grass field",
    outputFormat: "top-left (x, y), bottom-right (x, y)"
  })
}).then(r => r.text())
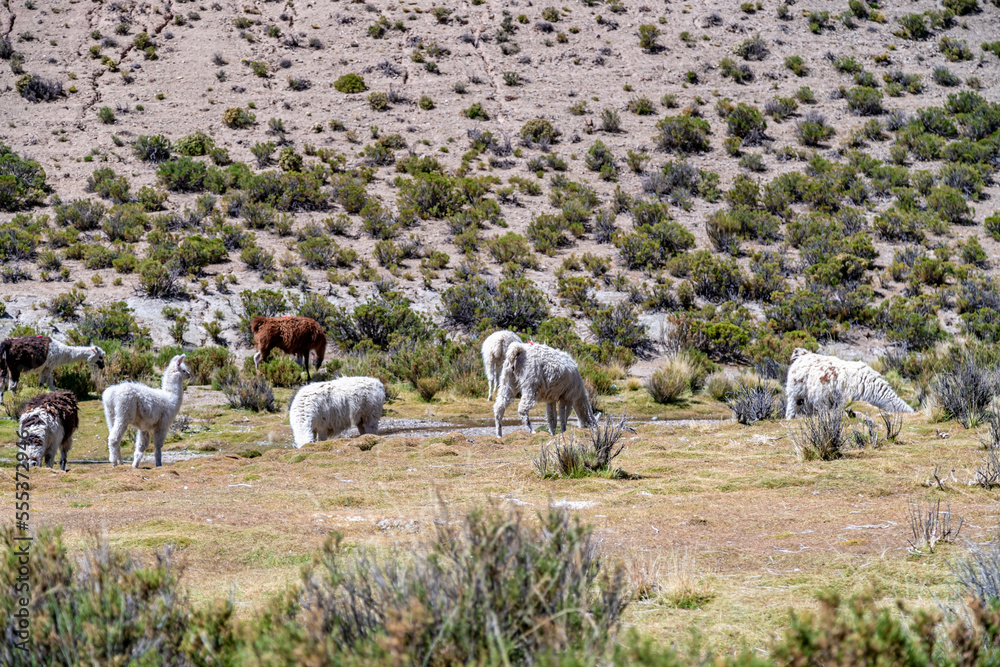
top-left (2, 386), bottom-right (995, 655)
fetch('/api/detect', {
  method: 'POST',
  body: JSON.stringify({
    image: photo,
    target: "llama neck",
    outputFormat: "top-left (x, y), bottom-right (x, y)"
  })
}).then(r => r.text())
top-left (160, 370), bottom-right (186, 401)
top-left (59, 342), bottom-right (94, 364)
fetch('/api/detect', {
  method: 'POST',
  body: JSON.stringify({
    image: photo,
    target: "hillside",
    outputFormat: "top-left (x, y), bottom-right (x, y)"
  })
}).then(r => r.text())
top-left (1, 0), bottom-right (999, 376)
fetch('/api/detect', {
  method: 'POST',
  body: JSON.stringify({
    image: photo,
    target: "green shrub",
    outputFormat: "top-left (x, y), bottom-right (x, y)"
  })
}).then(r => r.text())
top-left (845, 86), bottom-right (883, 115)
top-left (441, 277), bottom-right (550, 333)
top-left (590, 302), bottom-right (654, 359)
top-left (784, 55), bottom-right (808, 76)
top-left (653, 115), bottom-right (711, 154)
top-left (174, 130), bottom-right (215, 156)
top-left (520, 118), bottom-right (557, 143)
top-left (943, 0), bottom-right (978, 15)
top-left (368, 91), bottom-right (389, 111)
top-left (726, 103), bottom-right (766, 140)
top-left (0, 143), bottom-right (48, 211)
top-left (638, 23), bottom-right (661, 52)
top-left (463, 102), bottom-right (489, 120)
top-left (222, 106), bottom-right (256, 128)
top-left (66, 301), bottom-right (147, 347)
top-left (156, 157), bottom-right (207, 192)
top-left (132, 134), bottom-right (172, 162)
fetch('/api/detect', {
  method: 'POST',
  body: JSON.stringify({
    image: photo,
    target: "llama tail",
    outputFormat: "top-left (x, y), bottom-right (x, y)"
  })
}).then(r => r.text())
top-left (856, 374), bottom-right (914, 413)
top-left (495, 343), bottom-right (525, 408)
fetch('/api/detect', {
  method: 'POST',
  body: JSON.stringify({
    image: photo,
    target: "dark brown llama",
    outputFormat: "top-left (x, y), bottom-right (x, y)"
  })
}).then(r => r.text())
top-left (250, 316), bottom-right (327, 380)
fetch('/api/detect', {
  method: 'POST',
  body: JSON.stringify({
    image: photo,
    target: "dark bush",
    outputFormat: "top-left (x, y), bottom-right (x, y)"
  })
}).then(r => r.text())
top-left (219, 368), bottom-right (278, 412)
top-left (132, 134), bottom-right (172, 162)
top-left (653, 115), bottom-right (711, 154)
top-left (590, 302), bottom-right (655, 359)
top-left (935, 355), bottom-right (998, 427)
top-left (15, 73), bottom-right (63, 102)
top-left (441, 277), bottom-right (550, 333)
top-left (0, 143), bottom-right (48, 211)
top-left (729, 380), bottom-right (779, 424)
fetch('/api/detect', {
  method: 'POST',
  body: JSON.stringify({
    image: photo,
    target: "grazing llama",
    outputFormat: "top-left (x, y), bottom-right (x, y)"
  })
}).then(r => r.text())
top-left (482, 330), bottom-right (522, 400)
top-left (288, 376), bottom-right (385, 447)
top-left (17, 390), bottom-right (79, 470)
top-left (251, 316), bottom-right (327, 380)
top-left (785, 348), bottom-right (914, 419)
top-left (494, 342), bottom-right (597, 437)
top-left (0, 335), bottom-right (105, 393)
top-left (103, 354), bottom-right (191, 467)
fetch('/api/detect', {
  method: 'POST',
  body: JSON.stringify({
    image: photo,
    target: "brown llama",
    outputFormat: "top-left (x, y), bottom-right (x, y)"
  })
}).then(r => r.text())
top-left (251, 316), bottom-right (327, 380)
top-left (1, 335), bottom-right (50, 393)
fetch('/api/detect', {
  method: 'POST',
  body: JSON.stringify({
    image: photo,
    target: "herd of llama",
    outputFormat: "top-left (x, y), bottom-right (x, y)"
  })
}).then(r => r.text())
top-left (4, 314), bottom-right (915, 469)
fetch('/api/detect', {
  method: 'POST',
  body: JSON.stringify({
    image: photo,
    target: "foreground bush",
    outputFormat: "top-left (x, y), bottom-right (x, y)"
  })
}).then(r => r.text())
top-left (10, 523), bottom-right (1000, 664)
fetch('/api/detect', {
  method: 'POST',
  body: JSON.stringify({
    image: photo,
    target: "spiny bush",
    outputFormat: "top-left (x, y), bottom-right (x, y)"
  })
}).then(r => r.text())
top-left (734, 33), bottom-right (768, 61)
top-left (441, 277), bottom-right (550, 333)
top-left (218, 368), bottom-right (278, 412)
top-left (794, 402), bottom-right (846, 461)
top-left (534, 413), bottom-right (633, 478)
top-left (935, 355), bottom-right (999, 427)
top-left (729, 379), bottom-right (779, 424)
top-left (222, 106), bottom-right (256, 128)
top-left (590, 302), bottom-right (655, 359)
top-left (15, 73), bottom-right (63, 102)
top-left (132, 134), bottom-right (172, 162)
top-left (653, 115), bottom-right (711, 154)
top-left (0, 144), bottom-right (48, 211)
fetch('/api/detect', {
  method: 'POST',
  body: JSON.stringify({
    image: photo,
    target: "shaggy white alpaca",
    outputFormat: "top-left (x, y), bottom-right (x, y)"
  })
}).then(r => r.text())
top-left (481, 330), bottom-right (522, 400)
top-left (288, 376), bottom-right (385, 447)
top-left (493, 342), bottom-right (597, 437)
top-left (103, 354), bottom-right (191, 468)
top-left (784, 348), bottom-right (914, 419)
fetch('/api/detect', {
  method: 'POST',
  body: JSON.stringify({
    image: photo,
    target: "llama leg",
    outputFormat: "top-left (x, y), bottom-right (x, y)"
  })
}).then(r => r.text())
top-left (494, 399), bottom-right (506, 437)
top-left (133, 430), bottom-right (150, 468)
top-left (9, 369), bottom-right (20, 393)
top-left (42, 369), bottom-right (56, 391)
top-left (364, 415), bottom-right (380, 436)
top-left (560, 401), bottom-right (570, 432)
top-left (785, 384), bottom-right (802, 419)
top-left (546, 402), bottom-right (558, 434)
top-left (107, 422), bottom-right (128, 467)
top-left (60, 437), bottom-right (71, 471)
top-left (518, 389), bottom-right (537, 433)
top-left (152, 428), bottom-right (168, 467)
top-left (44, 448), bottom-right (55, 468)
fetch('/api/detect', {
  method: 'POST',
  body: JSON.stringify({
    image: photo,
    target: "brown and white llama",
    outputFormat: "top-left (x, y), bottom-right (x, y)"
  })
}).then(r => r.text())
top-left (17, 390), bottom-right (80, 470)
top-left (0, 335), bottom-right (105, 393)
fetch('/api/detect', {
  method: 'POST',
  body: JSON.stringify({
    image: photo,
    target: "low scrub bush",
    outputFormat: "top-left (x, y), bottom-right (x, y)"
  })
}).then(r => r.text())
top-left (218, 367), bottom-right (278, 411)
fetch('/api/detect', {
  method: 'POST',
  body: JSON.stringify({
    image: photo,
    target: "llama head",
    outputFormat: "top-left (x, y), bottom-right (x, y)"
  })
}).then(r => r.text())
top-left (170, 354), bottom-right (192, 381)
top-left (16, 419), bottom-right (46, 468)
top-left (789, 348), bottom-right (811, 364)
top-left (88, 346), bottom-right (106, 370)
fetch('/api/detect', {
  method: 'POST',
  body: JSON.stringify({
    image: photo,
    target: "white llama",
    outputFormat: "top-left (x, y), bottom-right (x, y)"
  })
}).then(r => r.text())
top-left (493, 342), bottom-right (597, 437)
top-left (103, 354), bottom-right (191, 467)
top-left (481, 330), bottom-right (522, 400)
top-left (288, 376), bottom-right (385, 447)
top-left (784, 348), bottom-right (914, 419)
